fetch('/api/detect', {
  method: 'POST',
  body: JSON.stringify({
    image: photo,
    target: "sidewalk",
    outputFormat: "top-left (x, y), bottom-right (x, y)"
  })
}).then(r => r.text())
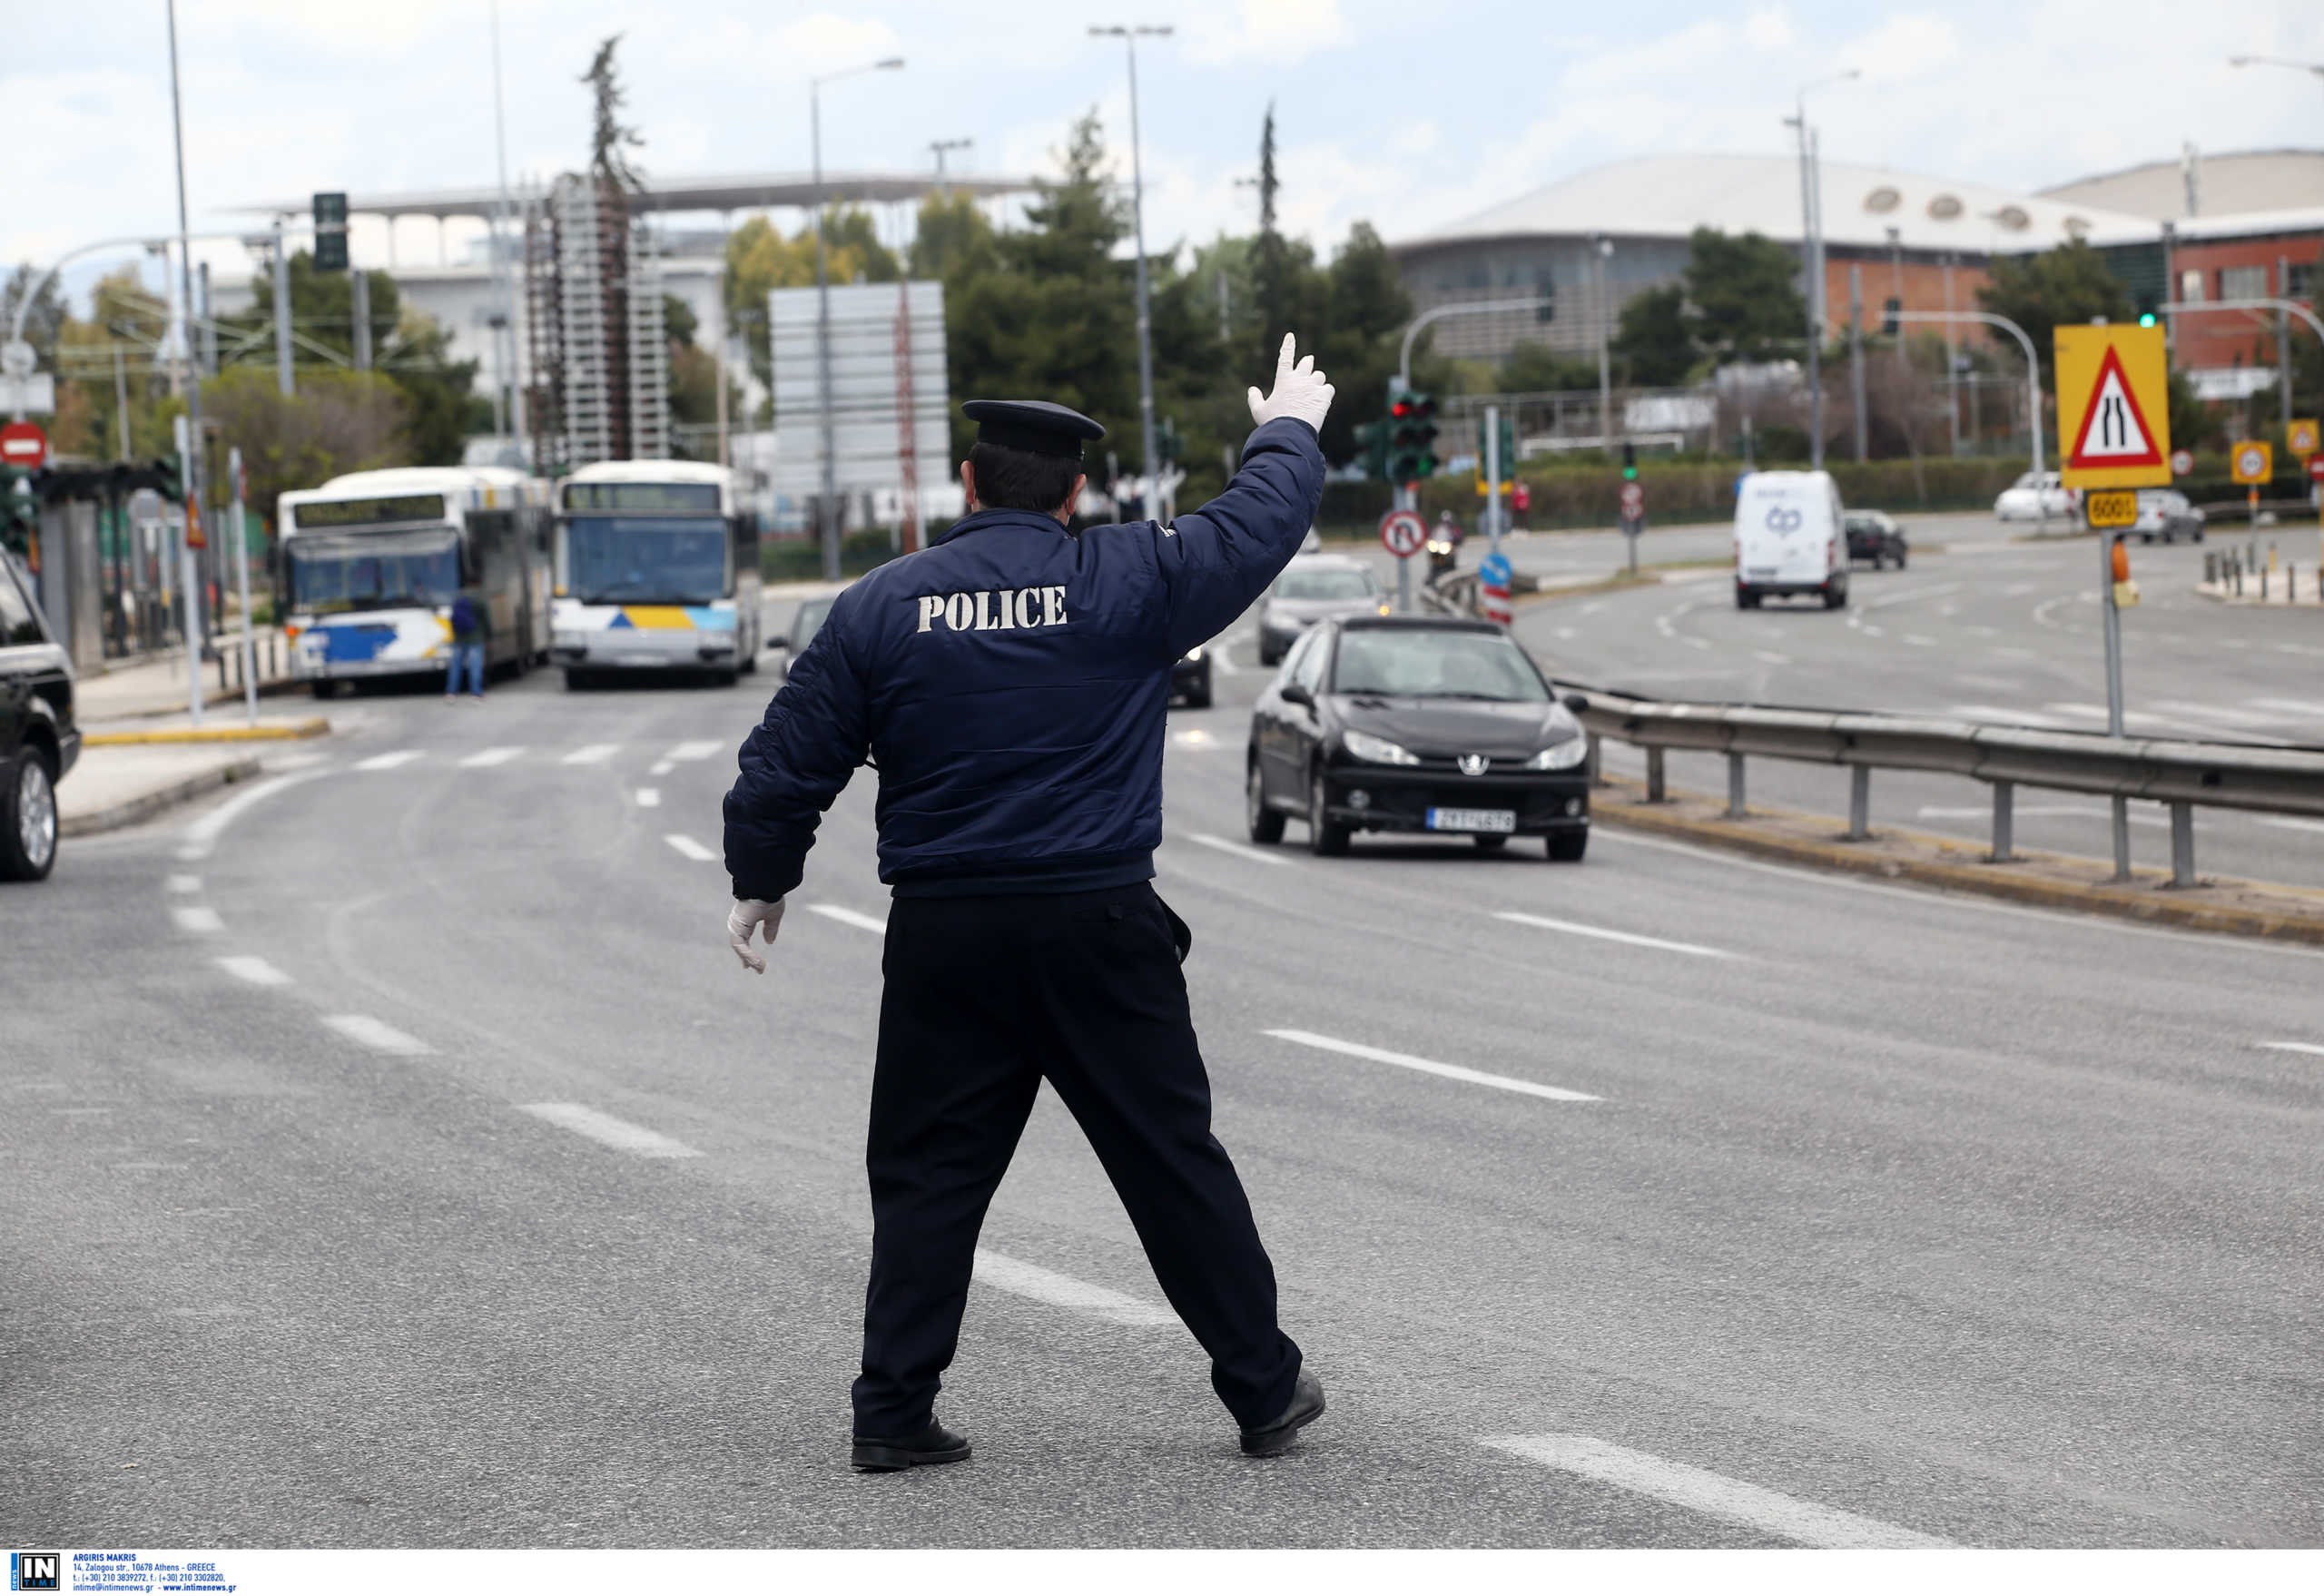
top-left (74, 627), bottom-right (300, 722)
top-left (59, 744), bottom-right (265, 839)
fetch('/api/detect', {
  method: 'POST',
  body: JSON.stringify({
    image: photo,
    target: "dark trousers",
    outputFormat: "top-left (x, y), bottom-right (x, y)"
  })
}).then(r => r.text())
top-left (852, 882), bottom-right (1302, 1436)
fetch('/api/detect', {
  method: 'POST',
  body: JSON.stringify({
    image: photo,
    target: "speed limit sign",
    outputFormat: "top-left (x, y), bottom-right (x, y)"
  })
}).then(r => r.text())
top-left (1379, 507), bottom-right (1427, 557)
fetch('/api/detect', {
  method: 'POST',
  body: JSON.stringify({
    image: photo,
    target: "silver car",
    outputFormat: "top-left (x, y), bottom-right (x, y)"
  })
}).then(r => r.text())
top-left (1257, 555), bottom-right (1387, 665)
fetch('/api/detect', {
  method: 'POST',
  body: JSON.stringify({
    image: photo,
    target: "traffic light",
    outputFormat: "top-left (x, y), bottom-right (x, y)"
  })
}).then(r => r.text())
top-left (1620, 440), bottom-right (1638, 480)
top-left (313, 191), bottom-right (350, 272)
top-left (153, 455), bottom-right (183, 500)
top-left (1881, 297), bottom-right (1902, 337)
top-left (2138, 312), bottom-right (2158, 328)
top-left (1387, 390), bottom-right (1439, 483)
top-left (1353, 419), bottom-right (1390, 482)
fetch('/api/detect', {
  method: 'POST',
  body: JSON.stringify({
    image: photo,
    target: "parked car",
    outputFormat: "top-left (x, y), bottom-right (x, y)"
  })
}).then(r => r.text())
top-left (1994, 471), bottom-right (2076, 521)
top-left (1170, 645), bottom-right (1213, 709)
top-left (1842, 509), bottom-right (1909, 569)
top-left (1735, 469), bottom-right (1848, 609)
top-left (1246, 615), bottom-right (1591, 861)
top-left (1256, 555), bottom-right (1387, 665)
top-left (2132, 489), bottom-right (2205, 544)
top-left (0, 549), bottom-right (77, 882)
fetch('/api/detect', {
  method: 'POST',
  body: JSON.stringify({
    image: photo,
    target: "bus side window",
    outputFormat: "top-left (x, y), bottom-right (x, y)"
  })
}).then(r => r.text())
top-left (733, 515), bottom-right (759, 576)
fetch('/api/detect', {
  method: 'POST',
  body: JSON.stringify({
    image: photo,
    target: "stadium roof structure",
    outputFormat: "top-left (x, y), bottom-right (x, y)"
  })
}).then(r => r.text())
top-left (2037, 149), bottom-right (2324, 222)
top-left (1390, 153), bottom-right (2160, 256)
top-left (231, 169), bottom-right (1032, 222)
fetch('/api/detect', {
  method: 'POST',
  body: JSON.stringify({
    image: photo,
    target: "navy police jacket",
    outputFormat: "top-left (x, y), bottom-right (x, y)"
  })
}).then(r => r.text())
top-left (723, 416), bottom-right (1326, 901)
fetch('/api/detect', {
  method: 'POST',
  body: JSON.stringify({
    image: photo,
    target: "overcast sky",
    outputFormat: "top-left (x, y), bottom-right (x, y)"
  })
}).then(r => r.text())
top-left (7, 0), bottom-right (2323, 307)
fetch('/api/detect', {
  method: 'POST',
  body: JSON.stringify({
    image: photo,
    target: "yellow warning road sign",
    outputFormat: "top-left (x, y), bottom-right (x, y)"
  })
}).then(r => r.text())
top-left (2083, 488), bottom-right (2139, 529)
top-left (2289, 419), bottom-right (2319, 458)
top-left (2231, 440), bottom-right (2272, 484)
top-left (2055, 323), bottom-right (2171, 489)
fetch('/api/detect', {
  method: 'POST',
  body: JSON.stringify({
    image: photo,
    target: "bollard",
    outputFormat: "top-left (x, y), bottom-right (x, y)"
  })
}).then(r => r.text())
top-left (2169, 802), bottom-right (2195, 888)
top-left (1991, 780), bottom-right (2014, 862)
top-left (1726, 753), bottom-right (1747, 819)
top-left (2263, 565), bottom-right (2270, 602)
top-left (1846, 764), bottom-right (1870, 841)
top-left (1645, 745), bottom-right (1666, 803)
top-left (2111, 794), bottom-right (2132, 883)
top-left (2204, 552), bottom-right (2216, 586)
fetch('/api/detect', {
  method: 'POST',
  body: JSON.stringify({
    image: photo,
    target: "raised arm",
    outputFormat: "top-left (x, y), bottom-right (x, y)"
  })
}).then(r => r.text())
top-left (1155, 334), bottom-right (1335, 658)
top-left (722, 592), bottom-right (872, 903)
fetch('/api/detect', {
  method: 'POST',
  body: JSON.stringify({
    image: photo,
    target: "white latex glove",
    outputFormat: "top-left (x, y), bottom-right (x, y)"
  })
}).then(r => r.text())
top-left (727, 896), bottom-right (785, 974)
top-left (1246, 332), bottom-right (1334, 433)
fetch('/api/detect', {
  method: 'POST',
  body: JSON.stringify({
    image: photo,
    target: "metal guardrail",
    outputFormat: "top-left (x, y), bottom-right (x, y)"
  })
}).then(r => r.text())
top-left (1564, 688), bottom-right (2324, 887)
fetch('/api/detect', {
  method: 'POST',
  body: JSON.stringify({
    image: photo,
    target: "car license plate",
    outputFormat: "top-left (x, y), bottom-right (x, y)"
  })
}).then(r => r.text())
top-left (1428, 807), bottom-right (1515, 833)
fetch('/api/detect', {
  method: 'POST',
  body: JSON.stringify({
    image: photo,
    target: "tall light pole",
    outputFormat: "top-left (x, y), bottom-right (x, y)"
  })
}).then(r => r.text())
top-left (1786, 69), bottom-right (1858, 469)
top-left (165, 2), bottom-right (202, 504)
top-left (489, 0), bottom-right (521, 450)
top-left (1092, 25), bottom-right (1172, 517)
top-left (930, 137), bottom-right (973, 195)
top-left (811, 56), bottom-right (904, 582)
top-left (1590, 234), bottom-right (1614, 448)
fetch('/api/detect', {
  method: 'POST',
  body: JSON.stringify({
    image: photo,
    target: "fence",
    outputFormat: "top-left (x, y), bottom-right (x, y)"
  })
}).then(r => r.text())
top-left (1563, 687), bottom-right (2324, 888)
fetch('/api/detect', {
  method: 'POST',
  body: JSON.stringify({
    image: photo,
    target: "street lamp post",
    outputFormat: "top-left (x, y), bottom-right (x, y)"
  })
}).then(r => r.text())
top-left (1590, 234), bottom-right (1614, 449)
top-left (1092, 25), bottom-right (1173, 521)
top-left (810, 56), bottom-right (905, 583)
top-left (930, 137), bottom-right (973, 195)
top-left (165, 0), bottom-right (208, 716)
top-left (1786, 70), bottom-right (1858, 470)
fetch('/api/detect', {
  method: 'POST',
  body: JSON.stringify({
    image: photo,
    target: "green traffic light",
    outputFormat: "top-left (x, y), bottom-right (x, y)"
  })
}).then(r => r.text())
top-left (1622, 467), bottom-right (1638, 480)
top-left (2138, 312), bottom-right (2157, 327)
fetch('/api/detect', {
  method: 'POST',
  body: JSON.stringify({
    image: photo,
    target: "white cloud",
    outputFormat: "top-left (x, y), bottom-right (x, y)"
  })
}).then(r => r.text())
top-left (1744, 6), bottom-right (1795, 50)
top-left (1183, 0), bottom-right (1347, 67)
top-left (1837, 14), bottom-right (1962, 82)
top-left (763, 13), bottom-right (906, 76)
top-left (1395, 119), bottom-right (1440, 157)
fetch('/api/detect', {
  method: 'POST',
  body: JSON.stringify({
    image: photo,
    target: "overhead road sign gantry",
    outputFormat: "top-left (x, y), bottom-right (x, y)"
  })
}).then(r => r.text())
top-left (2055, 323), bottom-right (2170, 491)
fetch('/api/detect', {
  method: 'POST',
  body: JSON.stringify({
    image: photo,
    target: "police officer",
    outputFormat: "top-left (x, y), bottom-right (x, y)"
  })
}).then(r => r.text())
top-left (723, 334), bottom-right (1334, 1473)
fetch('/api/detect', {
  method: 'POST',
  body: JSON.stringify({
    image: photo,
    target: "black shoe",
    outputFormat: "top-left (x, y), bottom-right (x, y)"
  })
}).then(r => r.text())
top-left (1239, 1369), bottom-right (1325, 1457)
top-left (851, 1419), bottom-right (972, 1473)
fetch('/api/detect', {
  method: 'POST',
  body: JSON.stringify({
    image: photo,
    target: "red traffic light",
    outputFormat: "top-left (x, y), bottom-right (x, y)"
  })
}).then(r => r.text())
top-left (1392, 399), bottom-right (1413, 418)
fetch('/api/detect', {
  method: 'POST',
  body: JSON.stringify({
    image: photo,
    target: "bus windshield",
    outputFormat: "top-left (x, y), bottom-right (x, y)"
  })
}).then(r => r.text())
top-left (287, 529), bottom-right (461, 615)
top-left (565, 516), bottom-right (729, 605)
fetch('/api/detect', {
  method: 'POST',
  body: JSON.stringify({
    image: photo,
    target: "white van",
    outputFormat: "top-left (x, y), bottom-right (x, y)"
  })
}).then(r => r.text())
top-left (1734, 470), bottom-right (1847, 610)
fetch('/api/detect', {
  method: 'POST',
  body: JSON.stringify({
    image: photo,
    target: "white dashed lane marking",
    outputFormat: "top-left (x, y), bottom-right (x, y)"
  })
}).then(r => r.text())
top-left (1482, 1434), bottom-right (1955, 1549)
top-left (2259, 1040), bottom-right (2324, 1058)
top-left (561, 744), bottom-right (619, 765)
top-left (322, 1015), bottom-right (434, 1056)
top-left (1494, 911), bottom-right (1735, 960)
top-left (215, 954), bottom-right (290, 986)
top-left (354, 750), bottom-right (423, 771)
top-left (520, 1102), bottom-right (702, 1158)
top-left (167, 874), bottom-right (202, 894)
top-left (635, 788), bottom-right (661, 808)
top-left (459, 746), bottom-right (525, 767)
top-left (808, 903), bottom-right (889, 934)
top-left (1263, 1029), bottom-right (1600, 1103)
top-left (1182, 832), bottom-right (1292, 867)
top-left (172, 906), bottom-right (223, 934)
top-left (972, 1248), bottom-right (1177, 1326)
top-left (663, 833), bottom-right (717, 862)
top-left (665, 740), bottom-right (723, 761)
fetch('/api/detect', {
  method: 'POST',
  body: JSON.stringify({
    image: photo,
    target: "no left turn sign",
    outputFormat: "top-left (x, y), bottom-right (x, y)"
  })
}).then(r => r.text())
top-left (1379, 507), bottom-right (1427, 558)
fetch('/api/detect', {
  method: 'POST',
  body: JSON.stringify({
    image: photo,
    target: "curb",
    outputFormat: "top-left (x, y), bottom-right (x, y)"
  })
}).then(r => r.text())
top-left (83, 718), bottom-right (330, 747)
top-left (60, 756), bottom-right (265, 839)
top-left (1588, 777), bottom-right (2324, 947)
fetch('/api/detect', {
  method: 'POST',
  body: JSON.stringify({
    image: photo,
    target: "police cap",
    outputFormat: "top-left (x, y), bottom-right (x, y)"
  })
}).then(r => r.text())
top-left (962, 399), bottom-right (1106, 459)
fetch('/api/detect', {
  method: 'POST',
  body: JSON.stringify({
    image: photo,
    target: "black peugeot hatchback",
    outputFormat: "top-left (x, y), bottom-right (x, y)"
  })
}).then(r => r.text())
top-left (0, 548), bottom-right (75, 882)
top-left (1246, 615), bottom-right (1591, 861)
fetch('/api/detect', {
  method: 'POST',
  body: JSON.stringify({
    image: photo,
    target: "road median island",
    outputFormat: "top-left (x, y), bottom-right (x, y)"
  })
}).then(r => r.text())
top-left (1590, 775), bottom-right (2324, 946)
top-left (60, 746), bottom-right (268, 838)
top-left (83, 716), bottom-right (330, 746)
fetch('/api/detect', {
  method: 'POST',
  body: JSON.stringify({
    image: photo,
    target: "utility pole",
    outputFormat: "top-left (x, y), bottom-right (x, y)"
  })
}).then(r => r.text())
top-left (810, 56), bottom-right (906, 582)
top-left (1092, 25), bottom-right (1173, 519)
top-left (2280, 253), bottom-right (2295, 426)
top-left (1591, 234), bottom-right (1613, 449)
top-left (165, 0), bottom-right (207, 601)
top-left (490, 0), bottom-right (522, 447)
top-left (351, 269), bottom-right (372, 371)
top-left (930, 137), bottom-right (972, 194)
top-left (1788, 71), bottom-right (1857, 472)
top-left (271, 220), bottom-right (294, 397)
top-left (1848, 264), bottom-right (1867, 461)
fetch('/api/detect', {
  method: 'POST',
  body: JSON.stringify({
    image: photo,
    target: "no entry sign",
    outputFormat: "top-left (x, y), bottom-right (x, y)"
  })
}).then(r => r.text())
top-left (0, 419), bottom-right (47, 468)
top-left (1379, 507), bottom-right (1427, 558)
top-left (1619, 481), bottom-right (1644, 518)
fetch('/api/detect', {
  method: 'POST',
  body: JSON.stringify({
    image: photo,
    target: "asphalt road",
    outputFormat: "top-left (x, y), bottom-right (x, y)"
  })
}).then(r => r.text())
top-left (1482, 514), bottom-right (2324, 889)
top-left (5, 581), bottom-right (2319, 1549)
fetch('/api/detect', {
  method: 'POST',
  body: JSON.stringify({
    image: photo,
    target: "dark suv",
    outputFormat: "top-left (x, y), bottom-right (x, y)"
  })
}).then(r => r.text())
top-left (0, 550), bottom-right (77, 881)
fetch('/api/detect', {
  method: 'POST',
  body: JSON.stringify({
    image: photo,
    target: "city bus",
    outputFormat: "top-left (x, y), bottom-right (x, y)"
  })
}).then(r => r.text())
top-left (278, 467), bottom-right (552, 697)
top-left (547, 460), bottom-right (763, 686)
